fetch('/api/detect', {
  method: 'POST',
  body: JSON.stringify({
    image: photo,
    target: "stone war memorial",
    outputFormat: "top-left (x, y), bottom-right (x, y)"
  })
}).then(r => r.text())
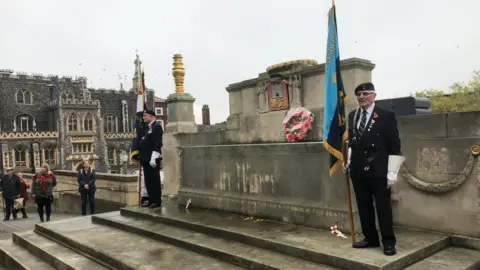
top-left (1, 54), bottom-right (479, 270)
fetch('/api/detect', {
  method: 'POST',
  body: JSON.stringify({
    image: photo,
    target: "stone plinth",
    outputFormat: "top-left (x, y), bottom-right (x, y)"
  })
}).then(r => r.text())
top-left (224, 57), bottom-right (374, 143)
top-left (165, 92), bottom-right (196, 133)
top-left (163, 92), bottom-right (197, 198)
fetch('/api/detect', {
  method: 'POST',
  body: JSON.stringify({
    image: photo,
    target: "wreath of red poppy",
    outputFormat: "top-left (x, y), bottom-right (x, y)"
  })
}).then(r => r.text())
top-left (282, 107), bottom-right (315, 142)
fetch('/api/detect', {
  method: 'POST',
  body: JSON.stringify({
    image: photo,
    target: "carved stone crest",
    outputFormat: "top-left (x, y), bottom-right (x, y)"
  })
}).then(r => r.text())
top-left (266, 77), bottom-right (289, 111)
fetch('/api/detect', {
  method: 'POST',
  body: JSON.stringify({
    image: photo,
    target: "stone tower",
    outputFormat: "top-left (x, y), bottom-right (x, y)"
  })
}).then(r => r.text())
top-left (59, 77), bottom-right (109, 172)
top-left (202, 104), bottom-right (210, 125)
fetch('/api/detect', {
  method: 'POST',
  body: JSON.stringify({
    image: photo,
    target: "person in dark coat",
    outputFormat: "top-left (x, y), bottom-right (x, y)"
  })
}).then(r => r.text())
top-left (0, 167), bottom-right (21, 221)
top-left (31, 163), bottom-right (57, 222)
top-left (13, 172), bottom-right (29, 219)
top-left (139, 109), bottom-right (163, 209)
top-left (345, 82), bottom-right (402, 256)
top-left (77, 159), bottom-right (96, 216)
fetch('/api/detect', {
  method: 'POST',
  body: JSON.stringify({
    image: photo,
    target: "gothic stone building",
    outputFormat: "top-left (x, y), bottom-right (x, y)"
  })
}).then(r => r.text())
top-left (0, 55), bottom-right (156, 173)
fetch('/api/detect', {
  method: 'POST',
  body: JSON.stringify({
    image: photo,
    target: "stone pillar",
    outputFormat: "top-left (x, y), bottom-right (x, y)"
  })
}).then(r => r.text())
top-left (202, 105), bottom-right (211, 125)
top-left (163, 54), bottom-right (197, 198)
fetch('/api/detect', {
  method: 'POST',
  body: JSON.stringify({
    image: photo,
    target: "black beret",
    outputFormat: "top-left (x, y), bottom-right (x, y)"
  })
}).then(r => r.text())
top-left (354, 82), bottom-right (375, 94)
top-left (144, 109), bottom-right (156, 116)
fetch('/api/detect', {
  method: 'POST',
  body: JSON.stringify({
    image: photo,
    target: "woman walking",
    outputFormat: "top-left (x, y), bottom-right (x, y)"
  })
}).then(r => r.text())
top-left (31, 163), bottom-right (57, 222)
top-left (13, 172), bottom-right (29, 219)
top-left (77, 159), bottom-right (96, 216)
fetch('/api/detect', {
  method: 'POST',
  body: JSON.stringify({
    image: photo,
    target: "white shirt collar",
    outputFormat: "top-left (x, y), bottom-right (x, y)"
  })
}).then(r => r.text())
top-left (363, 103), bottom-right (375, 115)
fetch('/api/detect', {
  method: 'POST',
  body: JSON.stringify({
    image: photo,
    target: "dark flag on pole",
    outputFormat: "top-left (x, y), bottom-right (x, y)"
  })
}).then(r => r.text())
top-left (130, 71), bottom-right (148, 162)
top-left (322, 3), bottom-right (348, 177)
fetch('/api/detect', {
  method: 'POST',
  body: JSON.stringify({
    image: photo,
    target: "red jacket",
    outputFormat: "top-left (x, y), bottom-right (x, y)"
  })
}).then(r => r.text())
top-left (20, 179), bottom-right (29, 202)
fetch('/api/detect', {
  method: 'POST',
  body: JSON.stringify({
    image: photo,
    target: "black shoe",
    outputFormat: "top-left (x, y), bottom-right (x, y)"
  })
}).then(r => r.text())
top-left (149, 203), bottom-right (161, 209)
top-left (46, 217), bottom-right (50, 222)
top-left (23, 215), bottom-right (28, 219)
top-left (40, 218), bottom-right (44, 223)
top-left (352, 239), bottom-right (380, 248)
top-left (13, 215), bottom-right (17, 220)
top-left (141, 202), bottom-right (150, 208)
top-left (383, 245), bottom-right (396, 256)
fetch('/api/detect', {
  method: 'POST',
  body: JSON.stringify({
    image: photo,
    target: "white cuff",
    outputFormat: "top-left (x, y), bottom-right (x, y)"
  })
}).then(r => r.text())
top-left (387, 171), bottom-right (397, 182)
top-left (151, 151), bottom-right (161, 160)
top-left (347, 147), bottom-right (352, 164)
top-left (388, 155), bottom-right (406, 174)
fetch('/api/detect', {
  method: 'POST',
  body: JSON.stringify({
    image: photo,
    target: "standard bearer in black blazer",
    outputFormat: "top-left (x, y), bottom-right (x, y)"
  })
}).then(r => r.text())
top-left (345, 82), bottom-right (402, 256)
top-left (139, 109), bottom-right (163, 208)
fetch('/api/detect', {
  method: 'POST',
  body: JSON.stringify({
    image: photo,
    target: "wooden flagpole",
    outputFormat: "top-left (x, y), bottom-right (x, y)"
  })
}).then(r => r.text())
top-left (137, 61), bottom-right (144, 206)
top-left (343, 140), bottom-right (356, 245)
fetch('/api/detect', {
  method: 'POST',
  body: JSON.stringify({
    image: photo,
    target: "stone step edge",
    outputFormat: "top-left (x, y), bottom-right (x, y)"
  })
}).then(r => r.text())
top-left (121, 208), bottom-right (452, 270)
top-left (92, 214), bottom-right (321, 270)
top-left (33, 224), bottom-right (119, 270)
top-left (120, 208), bottom-right (379, 269)
top-left (12, 230), bottom-right (109, 270)
top-left (12, 231), bottom-right (75, 270)
top-left (0, 240), bottom-right (53, 270)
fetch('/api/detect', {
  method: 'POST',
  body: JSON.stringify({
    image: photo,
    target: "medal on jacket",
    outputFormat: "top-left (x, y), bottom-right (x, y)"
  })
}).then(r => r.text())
top-left (364, 166), bottom-right (370, 171)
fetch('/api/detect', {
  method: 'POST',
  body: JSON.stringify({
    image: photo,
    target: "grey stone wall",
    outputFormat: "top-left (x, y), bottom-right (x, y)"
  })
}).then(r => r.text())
top-left (174, 111), bottom-right (480, 237)
top-left (178, 142), bottom-right (361, 232)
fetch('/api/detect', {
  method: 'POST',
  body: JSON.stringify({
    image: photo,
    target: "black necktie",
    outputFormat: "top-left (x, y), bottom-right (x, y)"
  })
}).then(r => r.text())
top-left (358, 110), bottom-right (367, 136)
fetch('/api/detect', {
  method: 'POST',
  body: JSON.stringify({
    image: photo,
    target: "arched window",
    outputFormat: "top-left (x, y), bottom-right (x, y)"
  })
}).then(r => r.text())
top-left (68, 113), bottom-right (78, 131)
top-left (44, 146), bottom-right (56, 165)
top-left (107, 148), bottom-right (116, 165)
top-left (61, 92), bottom-right (74, 103)
top-left (15, 114), bottom-right (34, 132)
top-left (16, 89), bottom-right (32, 104)
top-left (104, 114), bottom-right (117, 133)
top-left (14, 145), bottom-right (28, 167)
top-left (84, 113), bottom-right (93, 131)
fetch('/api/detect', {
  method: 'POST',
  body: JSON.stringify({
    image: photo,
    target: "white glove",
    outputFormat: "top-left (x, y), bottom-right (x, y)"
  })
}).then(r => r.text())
top-left (386, 155), bottom-right (406, 188)
top-left (342, 147), bottom-right (352, 174)
top-left (387, 172), bottom-right (397, 188)
top-left (150, 151), bottom-right (161, 168)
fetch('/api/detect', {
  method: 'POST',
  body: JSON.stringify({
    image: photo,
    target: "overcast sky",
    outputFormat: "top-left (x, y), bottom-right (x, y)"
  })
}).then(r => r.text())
top-left (1, 0), bottom-right (479, 124)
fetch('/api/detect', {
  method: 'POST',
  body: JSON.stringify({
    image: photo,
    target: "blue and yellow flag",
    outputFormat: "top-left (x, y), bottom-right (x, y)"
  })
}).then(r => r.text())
top-left (323, 3), bottom-right (347, 177)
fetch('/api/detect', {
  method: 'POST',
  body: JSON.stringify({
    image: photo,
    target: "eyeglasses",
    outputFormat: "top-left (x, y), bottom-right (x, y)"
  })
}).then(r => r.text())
top-left (355, 91), bottom-right (374, 97)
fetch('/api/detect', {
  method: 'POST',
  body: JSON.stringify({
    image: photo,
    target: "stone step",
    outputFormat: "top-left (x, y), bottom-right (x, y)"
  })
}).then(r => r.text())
top-left (404, 246), bottom-right (480, 270)
top-left (13, 230), bottom-right (111, 270)
top-left (34, 215), bottom-right (244, 270)
top-left (120, 205), bottom-right (452, 270)
top-left (92, 211), bottom-right (339, 270)
top-left (0, 239), bottom-right (55, 270)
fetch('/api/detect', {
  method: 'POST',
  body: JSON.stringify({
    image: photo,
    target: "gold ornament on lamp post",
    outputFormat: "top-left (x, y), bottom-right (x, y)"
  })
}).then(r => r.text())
top-left (172, 54), bottom-right (185, 93)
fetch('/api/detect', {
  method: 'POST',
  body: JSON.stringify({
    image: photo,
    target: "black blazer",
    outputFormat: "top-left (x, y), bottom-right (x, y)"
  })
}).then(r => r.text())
top-left (0, 174), bottom-right (21, 199)
top-left (347, 105), bottom-right (401, 179)
top-left (77, 169), bottom-right (96, 193)
top-left (139, 121), bottom-right (163, 165)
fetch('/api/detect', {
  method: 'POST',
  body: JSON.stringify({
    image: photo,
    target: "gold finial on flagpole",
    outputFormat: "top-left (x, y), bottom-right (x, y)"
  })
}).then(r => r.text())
top-left (332, 0), bottom-right (335, 6)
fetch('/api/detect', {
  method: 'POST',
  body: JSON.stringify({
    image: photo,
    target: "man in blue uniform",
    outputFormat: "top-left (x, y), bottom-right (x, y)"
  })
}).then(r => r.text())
top-left (345, 82), bottom-right (402, 256)
top-left (139, 109), bottom-right (163, 209)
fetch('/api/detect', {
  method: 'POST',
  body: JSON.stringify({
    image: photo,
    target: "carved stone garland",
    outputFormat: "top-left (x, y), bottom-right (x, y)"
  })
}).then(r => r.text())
top-left (400, 145), bottom-right (480, 194)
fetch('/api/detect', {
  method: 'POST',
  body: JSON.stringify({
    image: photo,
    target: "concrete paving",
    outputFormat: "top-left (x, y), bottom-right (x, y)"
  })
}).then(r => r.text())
top-left (0, 210), bottom-right (76, 240)
top-left (1, 204), bottom-right (479, 269)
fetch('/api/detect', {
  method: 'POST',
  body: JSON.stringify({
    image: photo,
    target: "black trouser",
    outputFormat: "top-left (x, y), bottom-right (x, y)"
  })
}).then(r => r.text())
top-left (352, 176), bottom-right (396, 246)
top-left (81, 191), bottom-right (95, 216)
top-left (36, 196), bottom-right (52, 221)
top-left (3, 198), bottom-right (15, 220)
top-left (142, 160), bottom-right (162, 205)
top-left (13, 199), bottom-right (27, 217)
